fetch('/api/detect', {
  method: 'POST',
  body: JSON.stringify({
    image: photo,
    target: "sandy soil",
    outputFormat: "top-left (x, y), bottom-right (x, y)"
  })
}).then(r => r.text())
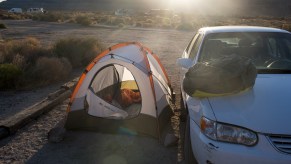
top-left (0, 19), bottom-right (194, 163)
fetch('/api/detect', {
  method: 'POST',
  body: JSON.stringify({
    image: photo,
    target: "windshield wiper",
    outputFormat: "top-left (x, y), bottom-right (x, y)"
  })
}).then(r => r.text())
top-left (257, 69), bottom-right (291, 74)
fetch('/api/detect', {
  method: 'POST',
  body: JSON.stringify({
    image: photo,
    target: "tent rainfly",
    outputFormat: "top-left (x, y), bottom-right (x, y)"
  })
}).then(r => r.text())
top-left (65, 42), bottom-right (174, 140)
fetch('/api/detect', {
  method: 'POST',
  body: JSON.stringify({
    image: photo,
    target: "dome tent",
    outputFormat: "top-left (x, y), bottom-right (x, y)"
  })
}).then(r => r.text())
top-left (65, 42), bottom-right (174, 140)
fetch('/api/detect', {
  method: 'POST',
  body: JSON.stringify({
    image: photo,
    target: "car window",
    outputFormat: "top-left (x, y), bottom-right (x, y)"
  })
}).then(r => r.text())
top-left (267, 37), bottom-right (291, 59)
top-left (189, 34), bottom-right (203, 60)
top-left (198, 32), bottom-right (291, 72)
top-left (186, 34), bottom-right (198, 53)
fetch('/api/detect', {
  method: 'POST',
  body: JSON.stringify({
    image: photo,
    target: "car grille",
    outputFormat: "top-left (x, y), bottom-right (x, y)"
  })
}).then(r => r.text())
top-left (268, 135), bottom-right (291, 154)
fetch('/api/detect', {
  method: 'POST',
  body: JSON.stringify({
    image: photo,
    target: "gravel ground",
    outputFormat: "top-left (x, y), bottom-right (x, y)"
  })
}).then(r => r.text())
top-left (0, 20), bottom-right (193, 163)
top-left (0, 100), bottom-right (68, 163)
top-left (0, 99), bottom-right (183, 163)
top-left (0, 69), bottom-right (82, 120)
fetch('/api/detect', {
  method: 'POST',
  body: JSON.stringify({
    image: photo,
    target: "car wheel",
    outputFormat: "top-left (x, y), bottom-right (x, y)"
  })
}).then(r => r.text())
top-left (184, 115), bottom-right (198, 164)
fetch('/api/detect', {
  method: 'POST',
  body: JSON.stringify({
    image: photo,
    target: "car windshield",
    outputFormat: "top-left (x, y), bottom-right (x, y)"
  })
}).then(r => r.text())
top-left (199, 32), bottom-right (291, 73)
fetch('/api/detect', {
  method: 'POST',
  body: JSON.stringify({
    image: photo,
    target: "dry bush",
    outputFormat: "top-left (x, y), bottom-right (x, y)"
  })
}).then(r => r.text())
top-left (118, 23), bottom-right (125, 28)
top-left (176, 22), bottom-right (193, 31)
top-left (0, 42), bottom-right (9, 63)
top-left (282, 24), bottom-right (291, 32)
top-left (0, 12), bottom-right (30, 20)
top-left (110, 17), bottom-right (125, 26)
top-left (0, 23), bottom-right (7, 29)
top-left (31, 57), bottom-right (72, 84)
top-left (12, 54), bottom-right (27, 70)
top-left (145, 19), bottom-right (154, 24)
top-left (0, 37), bottom-right (108, 89)
top-left (54, 37), bottom-right (104, 68)
top-left (135, 22), bottom-right (142, 27)
top-left (142, 22), bottom-right (155, 28)
top-left (0, 64), bottom-right (22, 90)
top-left (0, 37), bottom-right (53, 71)
top-left (32, 12), bottom-right (64, 22)
top-left (75, 15), bottom-right (92, 26)
top-left (123, 17), bottom-right (132, 24)
top-left (97, 15), bottom-right (110, 24)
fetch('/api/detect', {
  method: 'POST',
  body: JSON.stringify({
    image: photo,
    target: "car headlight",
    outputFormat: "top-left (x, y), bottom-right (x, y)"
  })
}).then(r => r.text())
top-left (200, 117), bottom-right (257, 146)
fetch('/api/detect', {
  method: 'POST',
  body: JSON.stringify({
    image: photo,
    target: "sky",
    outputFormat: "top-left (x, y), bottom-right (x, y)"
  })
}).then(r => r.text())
top-left (141, 0), bottom-right (246, 14)
top-left (0, 0), bottom-right (248, 15)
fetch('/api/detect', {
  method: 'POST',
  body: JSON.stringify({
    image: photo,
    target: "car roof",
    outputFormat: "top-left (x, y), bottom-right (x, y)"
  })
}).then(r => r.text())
top-left (198, 26), bottom-right (290, 35)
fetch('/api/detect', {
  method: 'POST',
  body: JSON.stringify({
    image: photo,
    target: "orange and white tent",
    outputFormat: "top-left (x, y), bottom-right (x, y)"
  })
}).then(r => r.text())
top-left (65, 42), bottom-right (173, 139)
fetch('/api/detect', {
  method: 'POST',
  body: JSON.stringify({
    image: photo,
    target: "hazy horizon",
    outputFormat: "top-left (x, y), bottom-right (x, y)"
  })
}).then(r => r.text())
top-left (0, 0), bottom-right (290, 16)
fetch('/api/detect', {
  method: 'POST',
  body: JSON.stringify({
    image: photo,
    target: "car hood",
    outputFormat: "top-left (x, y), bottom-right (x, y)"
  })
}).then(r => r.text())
top-left (208, 74), bottom-right (291, 134)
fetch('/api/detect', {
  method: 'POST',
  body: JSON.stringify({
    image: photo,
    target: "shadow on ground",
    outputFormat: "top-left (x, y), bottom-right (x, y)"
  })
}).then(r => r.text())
top-left (27, 131), bottom-right (177, 164)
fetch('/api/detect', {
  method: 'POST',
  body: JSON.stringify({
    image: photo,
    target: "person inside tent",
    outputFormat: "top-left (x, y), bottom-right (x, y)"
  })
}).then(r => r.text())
top-left (103, 88), bottom-right (141, 108)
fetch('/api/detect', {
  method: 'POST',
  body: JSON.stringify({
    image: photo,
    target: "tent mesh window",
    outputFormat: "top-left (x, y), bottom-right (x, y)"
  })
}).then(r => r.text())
top-left (90, 64), bottom-right (142, 118)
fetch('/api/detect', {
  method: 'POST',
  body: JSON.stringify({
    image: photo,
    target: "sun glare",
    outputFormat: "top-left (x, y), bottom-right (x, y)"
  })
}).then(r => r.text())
top-left (171, 0), bottom-right (192, 5)
top-left (168, 0), bottom-right (195, 11)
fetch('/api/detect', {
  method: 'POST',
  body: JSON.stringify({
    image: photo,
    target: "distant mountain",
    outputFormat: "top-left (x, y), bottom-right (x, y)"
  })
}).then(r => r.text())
top-left (0, 0), bottom-right (290, 17)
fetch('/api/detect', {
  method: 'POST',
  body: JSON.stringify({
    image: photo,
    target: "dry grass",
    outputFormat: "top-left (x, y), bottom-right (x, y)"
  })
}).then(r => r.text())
top-left (75, 15), bottom-right (92, 26)
top-left (282, 23), bottom-right (291, 32)
top-left (0, 23), bottom-right (7, 29)
top-left (32, 12), bottom-right (65, 22)
top-left (0, 64), bottom-right (22, 90)
top-left (0, 37), bottom-right (52, 71)
top-left (0, 36), bottom-right (104, 90)
top-left (31, 57), bottom-right (72, 84)
top-left (54, 37), bottom-right (104, 68)
top-left (0, 10), bottom-right (32, 20)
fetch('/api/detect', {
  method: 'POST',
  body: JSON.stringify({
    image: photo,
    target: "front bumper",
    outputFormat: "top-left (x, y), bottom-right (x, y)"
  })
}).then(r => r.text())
top-left (189, 118), bottom-right (291, 164)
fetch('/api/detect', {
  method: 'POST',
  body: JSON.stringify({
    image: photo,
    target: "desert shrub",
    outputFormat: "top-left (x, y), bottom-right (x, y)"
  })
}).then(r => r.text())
top-left (0, 64), bottom-right (22, 90)
top-left (160, 18), bottom-right (172, 29)
top-left (110, 17), bottom-right (125, 26)
top-left (0, 37), bottom-right (53, 70)
top-left (135, 22), bottom-right (142, 27)
top-left (145, 19), bottom-right (154, 24)
top-left (282, 24), bottom-right (291, 32)
top-left (0, 42), bottom-right (8, 63)
top-left (142, 23), bottom-right (155, 28)
top-left (12, 54), bottom-right (27, 70)
top-left (176, 22), bottom-right (193, 31)
top-left (75, 15), bottom-right (92, 26)
top-left (31, 57), bottom-right (72, 84)
top-left (118, 23), bottom-right (125, 28)
top-left (0, 23), bottom-right (7, 29)
top-left (162, 18), bottom-right (171, 25)
top-left (2, 37), bottom-right (52, 69)
top-left (0, 12), bottom-right (28, 20)
top-left (32, 12), bottom-right (64, 22)
top-left (123, 17), bottom-right (132, 25)
top-left (54, 37), bottom-right (103, 68)
top-left (97, 16), bottom-right (110, 24)
top-left (161, 24), bottom-right (172, 29)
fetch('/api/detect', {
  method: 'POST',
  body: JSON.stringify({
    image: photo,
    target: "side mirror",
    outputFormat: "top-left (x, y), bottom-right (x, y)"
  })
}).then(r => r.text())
top-left (176, 58), bottom-right (192, 69)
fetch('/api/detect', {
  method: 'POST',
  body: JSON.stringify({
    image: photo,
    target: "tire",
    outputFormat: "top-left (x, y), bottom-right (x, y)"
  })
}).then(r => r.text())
top-left (184, 115), bottom-right (198, 164)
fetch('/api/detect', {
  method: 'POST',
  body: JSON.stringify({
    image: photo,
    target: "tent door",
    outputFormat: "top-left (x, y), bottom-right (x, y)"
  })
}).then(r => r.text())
top-left (86, 64), bottom-right (142, 120)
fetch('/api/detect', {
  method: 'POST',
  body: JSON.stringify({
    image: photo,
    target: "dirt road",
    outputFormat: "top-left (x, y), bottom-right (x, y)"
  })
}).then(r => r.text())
top-left (0, 19), bottom-right (194, 163)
